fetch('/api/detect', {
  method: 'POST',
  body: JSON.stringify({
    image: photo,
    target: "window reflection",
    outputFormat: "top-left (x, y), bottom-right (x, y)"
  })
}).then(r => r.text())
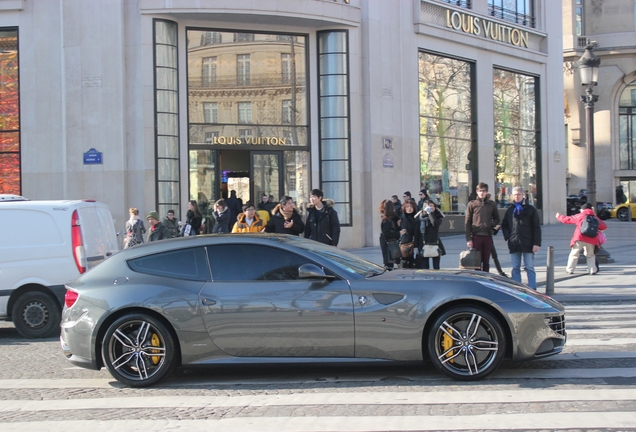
top-left (0, 29), bottom-right (19, 195)
top-left (493, 68), bottom-right (538, 208)
top-left (418, 52), bottom-right (473, 214)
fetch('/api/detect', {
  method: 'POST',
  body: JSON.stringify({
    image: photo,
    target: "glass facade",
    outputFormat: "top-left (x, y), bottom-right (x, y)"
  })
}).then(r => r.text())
top-left (418, 52), bottom-right (474, 214)
top-left (187, 29), bottom-right (309, 214)
top-left (493, 68), bottom-right (539, 208)
top-left (619, 80), bottom-right (636, 170)
top-left (154, 20), bottom-right (180, 218)
top-left (0, 28), bottom-right (19, 195)
top-left (318, 31), bottom-right (351, 225)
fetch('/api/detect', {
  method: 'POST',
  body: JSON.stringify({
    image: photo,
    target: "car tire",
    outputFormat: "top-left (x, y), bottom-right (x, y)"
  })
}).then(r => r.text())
top-left (102, 313), bottom-right (177, 387)
top-left (427, 306), bottom-right (506, 381)
top-left (11, 291), bottom-right (62, 339)
top-left (617, 207), bottom-right (629, 221)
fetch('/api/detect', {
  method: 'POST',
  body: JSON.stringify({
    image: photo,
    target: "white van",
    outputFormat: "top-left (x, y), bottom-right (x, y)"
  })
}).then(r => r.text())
top-left (0, 199), bottom-right (119, 338)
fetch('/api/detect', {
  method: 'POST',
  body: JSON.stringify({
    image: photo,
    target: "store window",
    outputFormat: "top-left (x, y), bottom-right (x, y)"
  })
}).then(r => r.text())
top-left (488, 0), bottom-right (535, 28)
top-left (154, 20), bottom-right (180, 218)
top-left (493, 68), bottom-right (539, 208)
top-left (619, 80), bottom-right (636, 170)
top-left (418, 52), bottom-right (474, 214)
top-left (0, 28), bottom-right (19, 195)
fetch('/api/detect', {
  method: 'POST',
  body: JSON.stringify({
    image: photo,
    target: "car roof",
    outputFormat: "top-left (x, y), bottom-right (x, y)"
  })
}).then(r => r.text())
top-left (0, 194), bottom-right (29, 202)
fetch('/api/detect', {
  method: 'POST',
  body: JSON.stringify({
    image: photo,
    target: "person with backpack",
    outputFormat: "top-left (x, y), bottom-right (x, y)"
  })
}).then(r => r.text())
top-left (556, 203), bottom-right (607, 275)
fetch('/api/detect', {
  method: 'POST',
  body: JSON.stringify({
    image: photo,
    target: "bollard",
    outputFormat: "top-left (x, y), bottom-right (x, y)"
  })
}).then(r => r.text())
top-left (545, 246), bottom-right (555, 296)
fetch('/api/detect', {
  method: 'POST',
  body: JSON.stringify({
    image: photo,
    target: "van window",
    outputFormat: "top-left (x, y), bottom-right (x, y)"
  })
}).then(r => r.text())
top-left (0, 209), bottom-right (63, 247)
top-left (128, 247), bottom-right (210, 281)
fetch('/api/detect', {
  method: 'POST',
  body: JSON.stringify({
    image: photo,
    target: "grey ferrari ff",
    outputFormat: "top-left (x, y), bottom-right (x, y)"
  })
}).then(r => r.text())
top-left (60, 234), bottom-right (566, 387)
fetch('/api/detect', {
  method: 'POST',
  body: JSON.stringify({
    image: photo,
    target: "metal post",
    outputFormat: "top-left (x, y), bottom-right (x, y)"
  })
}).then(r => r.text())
top-left (581, 85), bottom-right (598, 211)
top-left (546, 246), bottom-right (555, 296)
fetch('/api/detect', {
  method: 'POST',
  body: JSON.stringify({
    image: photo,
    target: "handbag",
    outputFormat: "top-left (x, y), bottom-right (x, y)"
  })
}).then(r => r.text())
top-left (400, 242), bottom-right (414, 258)
top-left (423, 243), bottom-right (440, 258)
top-left (387, 239), bottom-right (401, 261)
top-left (124, 232), bottom-right (140, 249)
top-left (459, 248), bottom-right (482, 270)
top-left (181, 223), bottom-right (192, 236)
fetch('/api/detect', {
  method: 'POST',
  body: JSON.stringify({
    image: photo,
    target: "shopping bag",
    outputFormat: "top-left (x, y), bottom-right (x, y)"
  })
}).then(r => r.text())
top-left (459, 248), bottom-right (481, 270)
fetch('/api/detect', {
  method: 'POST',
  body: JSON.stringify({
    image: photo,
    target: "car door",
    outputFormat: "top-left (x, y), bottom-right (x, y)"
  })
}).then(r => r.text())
top-left (199, 243), bottom-right (354, 358)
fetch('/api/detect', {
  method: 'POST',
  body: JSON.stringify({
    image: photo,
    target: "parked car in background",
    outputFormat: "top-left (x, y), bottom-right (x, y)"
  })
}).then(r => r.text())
top-left (610, 202), bottom-right (636, 221)
top-left (0, 199), bottom-right (119, 338)
top-left (566, 194), bottom-right (612, 219)
top-left (61, 234), bottom-right (567, 387)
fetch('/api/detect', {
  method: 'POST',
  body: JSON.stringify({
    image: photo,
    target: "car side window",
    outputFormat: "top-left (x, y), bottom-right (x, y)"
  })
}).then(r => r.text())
top-left (207, 244), bottom-right (313, 281)
top-left (128, 247), bottom-right (210, 281)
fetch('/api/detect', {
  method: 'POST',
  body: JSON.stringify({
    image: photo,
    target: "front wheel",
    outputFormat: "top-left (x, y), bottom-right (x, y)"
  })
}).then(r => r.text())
top-left (427, 306), bottom-right (506, 381)
top-left (102, 314), bottom-right (177, 387)
top-left (12, 291), bottom-right (61, 338)
top-left (617, 207), bottom-right (629, 221)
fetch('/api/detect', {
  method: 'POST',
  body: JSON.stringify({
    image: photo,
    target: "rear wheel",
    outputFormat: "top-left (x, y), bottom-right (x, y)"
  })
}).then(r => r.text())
top-left (102, 313), bottom-right (177, 387)
top-left (617, 207), bottom-right (629, 221)
top-left (12, 291), bottom-right (61, 339)
top-left (427, 306), bottom-right (506, 381)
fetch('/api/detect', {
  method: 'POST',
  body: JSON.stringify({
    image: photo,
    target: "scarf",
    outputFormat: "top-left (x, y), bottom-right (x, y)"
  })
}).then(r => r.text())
top-left (513, 199), bottom-right (525, 218)
top-left (279, 206), bottom-right (294, 221)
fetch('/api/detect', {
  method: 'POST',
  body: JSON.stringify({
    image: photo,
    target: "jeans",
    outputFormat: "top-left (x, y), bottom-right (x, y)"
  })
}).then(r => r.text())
top-left (510, 252), bottom-right (536, 289)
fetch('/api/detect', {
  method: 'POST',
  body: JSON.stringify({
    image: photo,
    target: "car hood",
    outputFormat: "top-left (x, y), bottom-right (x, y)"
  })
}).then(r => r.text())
top-left (369, 268), bottom-right (564, 310)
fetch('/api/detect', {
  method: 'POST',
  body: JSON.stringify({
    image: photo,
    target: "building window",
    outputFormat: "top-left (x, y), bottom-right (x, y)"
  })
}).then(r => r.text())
top-left (202, 56), bottom-right (217, 86)
top-left (234, 33), bottom-right (254, 42)
top-left (488, 0), bottom-right (535, 28)
top-left (203, 102), bottom-right (218, 123)
top-left (282, 100), bottom-right (292, 124)
top-left (238, 102), bottom-right (252, 124)
top-left (318, 30), bottom-right (351, 225)
top-left (237, 54), bottom-right (251, 86)
top-left (437, 0), bottom-right (472, 8)
top-left (282, 53), bottom-right (292, 84)
top-left (419, 52), bottom-right (474, 214)
top-left (493, 68), bottom-right (539, 208)
top-left (575, 0), bottom-right (584, 36)
top-left (238, 128), bottom-right (252, 139)
top-left (201, 31), bottom-right (221, 45)
top-left (204, 131), bottom-right (218, 144)
top-left (154, 20), bottom-right (180, 219)
top-left (0, 28), bottom-right (19, 195)
top-left (619, 80), bottom-right (636, 170)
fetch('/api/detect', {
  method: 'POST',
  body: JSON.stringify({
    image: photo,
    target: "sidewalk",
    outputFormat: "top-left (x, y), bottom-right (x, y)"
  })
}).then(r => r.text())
top-left (346, 219), bottom-right (636, 303)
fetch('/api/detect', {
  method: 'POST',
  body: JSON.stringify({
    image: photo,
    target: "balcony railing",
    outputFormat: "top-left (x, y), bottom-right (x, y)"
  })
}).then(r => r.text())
top-left (437, 0), bottom-right (471, 8)
top-left (189, 74), bottom-right (306, 90)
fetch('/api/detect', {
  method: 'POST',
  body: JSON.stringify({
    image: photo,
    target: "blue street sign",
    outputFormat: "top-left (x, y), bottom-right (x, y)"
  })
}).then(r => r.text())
top-left (83, 148), bottom-right (103, 165)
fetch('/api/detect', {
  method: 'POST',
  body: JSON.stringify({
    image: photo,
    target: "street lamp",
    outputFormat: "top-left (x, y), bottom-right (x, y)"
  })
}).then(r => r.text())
top-left (578, 41), bottom-right (600, 210)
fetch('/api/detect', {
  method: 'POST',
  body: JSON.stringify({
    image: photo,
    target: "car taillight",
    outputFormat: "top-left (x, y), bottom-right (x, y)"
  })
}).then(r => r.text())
top-left (65, 290), bottom-right (79, 308)
top-left (71, 210), bottom-right (86, 273)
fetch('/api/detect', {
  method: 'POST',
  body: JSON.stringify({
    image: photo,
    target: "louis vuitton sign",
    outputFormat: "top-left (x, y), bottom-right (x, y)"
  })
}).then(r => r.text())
top-left (445, 9), bottom-right (529, 48)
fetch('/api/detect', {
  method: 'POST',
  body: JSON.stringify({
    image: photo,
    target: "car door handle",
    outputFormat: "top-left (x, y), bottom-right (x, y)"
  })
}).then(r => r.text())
top-left (201, 298), bottom-right (216, 306)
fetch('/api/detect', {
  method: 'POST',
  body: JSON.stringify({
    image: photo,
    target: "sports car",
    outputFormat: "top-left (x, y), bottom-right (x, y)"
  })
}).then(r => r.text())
top-left (60, 234), bottom-right (566, 387)
top-left (610, 202), bottom-right (636, 221)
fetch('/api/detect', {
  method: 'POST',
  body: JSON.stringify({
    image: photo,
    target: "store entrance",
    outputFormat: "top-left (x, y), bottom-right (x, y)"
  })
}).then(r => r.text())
top-left (218, 150), bottom-right (283, 206)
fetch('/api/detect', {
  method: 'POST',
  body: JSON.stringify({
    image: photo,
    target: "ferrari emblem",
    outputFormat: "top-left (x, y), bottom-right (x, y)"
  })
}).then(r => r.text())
top-left (358, 296), bottom-right (368, 306)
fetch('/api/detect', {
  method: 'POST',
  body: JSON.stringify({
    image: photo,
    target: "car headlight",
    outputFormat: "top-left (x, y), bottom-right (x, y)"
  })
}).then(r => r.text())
top-left (478, 281), bottom-right (553, 308)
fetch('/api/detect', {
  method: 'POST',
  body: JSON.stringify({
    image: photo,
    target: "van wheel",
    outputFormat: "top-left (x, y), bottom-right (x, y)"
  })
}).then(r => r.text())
top-left (12, 292), bottom-right (62, 339)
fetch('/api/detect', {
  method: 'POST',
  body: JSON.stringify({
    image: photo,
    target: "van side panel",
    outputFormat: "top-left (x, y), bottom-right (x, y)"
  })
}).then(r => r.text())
top-left (78, 204), bottom-right (120, 269)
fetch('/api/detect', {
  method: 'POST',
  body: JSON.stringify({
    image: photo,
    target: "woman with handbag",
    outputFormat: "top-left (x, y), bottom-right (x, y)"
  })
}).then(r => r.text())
top-left (399, 200), bottom-right (419, 268)
top-left (419, 200), bottom-right (444, 269)
top-left (378, 199), bottom-right (400, 270)
top-left (124, 207), bottom-right (146, 249)
top-left (183, 200), bottom-right (203, 236)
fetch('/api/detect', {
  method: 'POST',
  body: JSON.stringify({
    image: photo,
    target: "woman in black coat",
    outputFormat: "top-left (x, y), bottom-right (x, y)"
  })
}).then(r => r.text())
top-left (399, 200), bottom-right (419, 268)
top-left (185, 200), bottom-right (203, 236)
top-left (212, 199), bottom-right (231, 233)
top-left (378, 199), bottom-right (400, 270)
top-left (419, 200), bottom-right (444, 270)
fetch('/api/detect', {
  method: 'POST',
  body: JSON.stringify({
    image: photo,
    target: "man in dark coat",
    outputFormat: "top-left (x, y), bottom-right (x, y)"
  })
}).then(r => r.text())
top-left (391, 195), bottom-right (402, 219)
top-left (225, 190), bottom-right (243, 229)
top-left (257, 194), bottom-right (276, 215)
top-left (304, 188), bottom-right (341, 246)
top-left (417, 189), bottom-right (430, 211)
top-left (147, 211), bottom-right (172, 242)
top-left (501, 186), bottom-right (541, 289)
top-left (465, 182), bottom-right (500, 272)
top-left (264, 196), bottom-right (305, 235)
top-left (162, 209), bottom-right (180, 238)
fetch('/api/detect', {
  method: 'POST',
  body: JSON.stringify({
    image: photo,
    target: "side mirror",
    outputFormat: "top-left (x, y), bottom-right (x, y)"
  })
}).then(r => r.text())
top-left (298, 263), bottom-right (335, 280)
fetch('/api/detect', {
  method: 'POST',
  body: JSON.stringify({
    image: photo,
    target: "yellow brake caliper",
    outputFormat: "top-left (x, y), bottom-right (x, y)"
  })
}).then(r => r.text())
top-left (442, 328), bottom-right (455, 363)
top-left (151, 333), bottom-right (161, 365)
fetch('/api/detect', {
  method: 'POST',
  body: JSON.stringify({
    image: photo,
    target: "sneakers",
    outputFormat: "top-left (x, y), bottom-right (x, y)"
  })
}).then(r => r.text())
top-left (566, 271), bottom-right (574, 275)
top-left (590, 270), bottom-right (598, 275)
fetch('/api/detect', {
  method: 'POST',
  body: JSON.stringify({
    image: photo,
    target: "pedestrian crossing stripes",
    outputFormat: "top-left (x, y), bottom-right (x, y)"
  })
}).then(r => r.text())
top-left (0, 303), bottom-right (635, 431)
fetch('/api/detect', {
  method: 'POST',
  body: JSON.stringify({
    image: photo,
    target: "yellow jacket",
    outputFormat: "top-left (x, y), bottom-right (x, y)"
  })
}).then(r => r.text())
top-left (231, 213), bottom-right (264, 233)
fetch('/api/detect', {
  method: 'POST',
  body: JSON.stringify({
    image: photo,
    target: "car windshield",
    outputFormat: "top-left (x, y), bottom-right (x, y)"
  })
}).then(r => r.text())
top-left (277, 236), bottom-right (384, 277)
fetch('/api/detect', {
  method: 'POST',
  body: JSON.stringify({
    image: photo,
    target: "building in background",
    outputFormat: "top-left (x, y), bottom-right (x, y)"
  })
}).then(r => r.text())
top-left (563, 0), bottom-right (636, 204)
top-left (0, 0), bottom-right (564, 248)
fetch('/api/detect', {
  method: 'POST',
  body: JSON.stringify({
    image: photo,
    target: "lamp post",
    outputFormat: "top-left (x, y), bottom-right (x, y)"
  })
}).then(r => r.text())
top-left (577, 42), bottom-right (613, 264)
top-left (578, 41), bottom-right (600, 210)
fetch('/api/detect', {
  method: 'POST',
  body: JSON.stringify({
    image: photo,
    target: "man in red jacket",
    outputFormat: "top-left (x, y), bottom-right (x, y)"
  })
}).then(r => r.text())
top-left (556, 203), bottom-right (607, 275)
